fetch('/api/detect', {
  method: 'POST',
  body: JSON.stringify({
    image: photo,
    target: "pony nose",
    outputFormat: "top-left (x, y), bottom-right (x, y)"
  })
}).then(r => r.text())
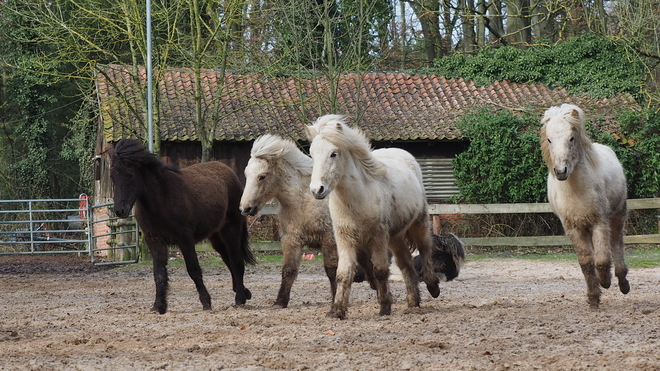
top-left (114, 206), bottom-right (129, 218)
top-left (240, 206), bottom-right (257, 216)
top-left (554, 167), bottom-right (569, 181)
top-left (310, 184), bottom-right (327, 199)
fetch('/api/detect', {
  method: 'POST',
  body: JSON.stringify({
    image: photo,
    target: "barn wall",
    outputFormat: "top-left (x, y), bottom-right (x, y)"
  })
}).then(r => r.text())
top-left (161, 141), bottom-right (252, 184)
top-left (95, 140), bottom-right (252, 205)
top-left (373, 140), bottom-right (467, 202)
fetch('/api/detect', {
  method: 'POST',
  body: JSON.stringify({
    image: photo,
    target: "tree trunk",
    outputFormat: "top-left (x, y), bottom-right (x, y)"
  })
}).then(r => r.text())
top-left (409, 0), bottom-right (442, 65)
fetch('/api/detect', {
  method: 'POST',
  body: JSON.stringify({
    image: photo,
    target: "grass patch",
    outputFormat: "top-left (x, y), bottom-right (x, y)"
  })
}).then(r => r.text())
top-left (466, 246), bottom-right (660, 269)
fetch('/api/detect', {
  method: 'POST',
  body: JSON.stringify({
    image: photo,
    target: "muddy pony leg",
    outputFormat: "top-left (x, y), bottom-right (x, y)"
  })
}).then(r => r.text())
top-left (407, 218), bottom-right (440, 298)
top-left (389, 234), bottom-right (420, 309)
top-left (273, 234), bottom-right (302, 308)
top-left (210, 233), bottom-right (250, 306)
top-left (329, 235), bottom-right (357, 320)
top-left (147, 238), bottom-right (170, 314)
top-left (568, 228), bottom-right (601, 309)
top-left (609, 214), bottom-right (630, 294)
top-left (178, 239), bottom-right (212, 311)
top-left (320, 235), bottom-right (339, 303)
top-left (356, 248), bottom-right (377, 290)
top-left (370, 240), bottom-right (393, 316)
top-left (592, 223), bottom-right (613, 290)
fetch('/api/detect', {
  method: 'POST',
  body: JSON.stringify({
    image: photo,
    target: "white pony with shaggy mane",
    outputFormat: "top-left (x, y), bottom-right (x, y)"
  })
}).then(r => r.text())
top-left (307, 114), bottom-right (440, 319)
top-left (240, 134), bottom-right (377, 308)
top-left (541, 103), bottom-right (630, 309)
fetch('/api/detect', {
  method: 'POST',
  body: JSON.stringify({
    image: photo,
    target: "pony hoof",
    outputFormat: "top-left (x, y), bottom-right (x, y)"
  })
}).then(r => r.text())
top-left (327, 308), bottom-right (347, 320)
top-left (427, 283), bottom-right (441, 298)
top-left (619, 280), bottom-right (630, 294)
top-left (202, 305), bottom-right (212, 311)
top-left (271, 303), bottom-right (287, 309)
top-left (245, 288), bottom-right (252, 300)
top-left (151, 305), bottom-right (167, 314)
top-left (379, 306), bottom-right (392, 316)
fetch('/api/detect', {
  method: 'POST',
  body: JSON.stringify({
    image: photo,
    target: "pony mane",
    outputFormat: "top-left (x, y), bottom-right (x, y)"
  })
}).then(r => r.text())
top-left (252, 134), bottom-right (312, 175)
top-left (308, 115), bottom-right (386, 177)
top-left (540, 104), bottom-right (597, 169)
top-left (111, 138), bottom-right (179, 172)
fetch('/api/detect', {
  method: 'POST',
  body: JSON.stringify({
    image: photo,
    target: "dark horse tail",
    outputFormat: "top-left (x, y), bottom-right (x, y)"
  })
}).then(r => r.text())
top-left (240, 220), bottom-right (257, 266)
top-left (414, 233), bottom-right (466, 281)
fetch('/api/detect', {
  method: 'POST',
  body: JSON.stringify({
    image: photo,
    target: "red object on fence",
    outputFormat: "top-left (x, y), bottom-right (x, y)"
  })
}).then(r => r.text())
top-left (79, 194), bottom-right (89, 219)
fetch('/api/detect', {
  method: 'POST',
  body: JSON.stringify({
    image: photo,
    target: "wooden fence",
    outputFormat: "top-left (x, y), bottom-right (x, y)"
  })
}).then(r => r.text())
top-left (261, 198), bottom-right (660, 248)
top-left (429, 198), bottom-right (660, 247)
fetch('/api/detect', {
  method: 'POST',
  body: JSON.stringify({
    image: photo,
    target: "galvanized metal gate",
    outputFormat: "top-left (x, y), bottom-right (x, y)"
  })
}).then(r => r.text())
top-left (89, 202), bottom-right (140, 265)
top-left (0, 197), bottom-right (92, 255)
top-left (0, 197), bottom-right (140, 265)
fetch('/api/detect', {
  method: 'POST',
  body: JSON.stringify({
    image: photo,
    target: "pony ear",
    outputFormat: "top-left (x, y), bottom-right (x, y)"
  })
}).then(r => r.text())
top-left (305, 125), bottom-right (318, 141)
top-left (334, 122), bottom-right (343, 131)
top-left (569, 109), bottom-right (580, 119)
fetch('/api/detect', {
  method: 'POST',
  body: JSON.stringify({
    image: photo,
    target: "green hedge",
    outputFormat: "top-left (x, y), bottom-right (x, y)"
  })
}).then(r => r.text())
top-left (453, 108), bottom-right (660, 204)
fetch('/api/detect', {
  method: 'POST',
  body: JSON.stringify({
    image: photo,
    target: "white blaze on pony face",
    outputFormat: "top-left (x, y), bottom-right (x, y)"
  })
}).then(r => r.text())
top-left (240, 157), bottom-right (274, 216)
top-left (308, 135), bottom-right (341, 200)
top-left (542, 105), bottom-right (584, 181)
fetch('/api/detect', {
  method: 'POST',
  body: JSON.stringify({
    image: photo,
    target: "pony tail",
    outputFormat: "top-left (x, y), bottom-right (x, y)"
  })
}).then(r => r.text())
top-left (240, 220), bottom-right (257, 265)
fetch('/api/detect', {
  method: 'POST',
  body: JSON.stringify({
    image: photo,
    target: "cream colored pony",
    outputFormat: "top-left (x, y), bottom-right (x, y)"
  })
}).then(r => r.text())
top-left (240, 134), bottom-right (376, 308)
top-left (307, 115), bottom-right (440, 319)
top-left (541, 104), bottom-right (630, 309)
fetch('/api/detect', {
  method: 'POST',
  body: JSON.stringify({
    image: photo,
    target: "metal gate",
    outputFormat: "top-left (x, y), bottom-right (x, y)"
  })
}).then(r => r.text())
top-left (0, 197), bottom-right (140, 265)
top-left (0, 197), bottom-right (92, 255)
top-left (90, 202), bottom-right (140, 265)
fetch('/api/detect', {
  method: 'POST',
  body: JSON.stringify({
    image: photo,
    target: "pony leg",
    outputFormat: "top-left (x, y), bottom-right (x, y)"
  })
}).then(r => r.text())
top-left (407, 218), bottom-right (441, 298)
top-left (370, 242), bottom-right (393, 316)
top-left (356, 247), bottom-right (377, 290)
top-left (390, 235), bottom-right (420, 309)
top-left (147, 238), bottom-right (169, 314)
top-left (610, 214), bottom-right (630, 294)
top-left (211, 233), bottom-right (250, 305)
top-left (567, 228), bottom-right (601, 309)
top-left (592, 223), bottom-right (613, 289)
top-left (329, 233), bottom-right (357, 320)
top-left (178, 240), bottom-right (212, 311)
top-left (273, 234), bottom-right (302, 308)
top-left (320, 235), bottom-right (339, 302)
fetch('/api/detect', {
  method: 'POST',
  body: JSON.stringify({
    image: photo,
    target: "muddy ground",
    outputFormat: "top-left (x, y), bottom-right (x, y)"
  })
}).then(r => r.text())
top-left (1, 253), bottom-right (659, 371)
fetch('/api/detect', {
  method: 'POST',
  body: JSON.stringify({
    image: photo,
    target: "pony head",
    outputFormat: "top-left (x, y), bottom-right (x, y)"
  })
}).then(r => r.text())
top-left (110, 138), bottom-right (160, 218)
top-left (540, 104), bottom-right (593, 181)
top-left (307, 115), bottom-right (375, 199)
top-left (240, 134), bottom-right (311, 216)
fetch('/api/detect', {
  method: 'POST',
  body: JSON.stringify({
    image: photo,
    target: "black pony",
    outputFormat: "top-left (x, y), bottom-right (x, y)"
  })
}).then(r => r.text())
top-left (110, 138), bottom-right (255, 314)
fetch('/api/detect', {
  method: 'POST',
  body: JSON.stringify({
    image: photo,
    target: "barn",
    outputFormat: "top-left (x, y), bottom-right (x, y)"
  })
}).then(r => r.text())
top-left (93, 64), bottom-right (638, 239)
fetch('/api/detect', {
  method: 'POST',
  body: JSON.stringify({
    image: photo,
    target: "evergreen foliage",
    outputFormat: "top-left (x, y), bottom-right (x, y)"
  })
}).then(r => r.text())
top-left (589, 110), bottom-right (660, 199)
top-left (431, 34), bottom-right (644, 99)
top-left (452, 109), bottom-right (547, 203)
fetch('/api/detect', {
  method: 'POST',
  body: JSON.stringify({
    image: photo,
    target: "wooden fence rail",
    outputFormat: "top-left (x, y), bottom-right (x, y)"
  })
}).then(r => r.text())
top-left (429, 198), bottom-right (660, 247)
top-left (261, 198), bottom-right (660, 248)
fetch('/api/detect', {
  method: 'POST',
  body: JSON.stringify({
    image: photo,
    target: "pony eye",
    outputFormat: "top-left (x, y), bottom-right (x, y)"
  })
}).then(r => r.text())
top-left (547, 139), bottom-right (552, 144)
top-left (258, 175), bottom-right (266, 181)
top-left (330, 151), bottom-right (338, 158)
top-left (570, 136), bottom-right (575, 142)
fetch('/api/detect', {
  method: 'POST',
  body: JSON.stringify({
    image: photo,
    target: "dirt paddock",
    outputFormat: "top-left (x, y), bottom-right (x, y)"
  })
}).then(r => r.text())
top-left (1, 254), bottom-right (660, 371)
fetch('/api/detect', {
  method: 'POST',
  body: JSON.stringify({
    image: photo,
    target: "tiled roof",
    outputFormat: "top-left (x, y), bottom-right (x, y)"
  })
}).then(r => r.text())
top-left (96, 64), bottom-right (639, 142)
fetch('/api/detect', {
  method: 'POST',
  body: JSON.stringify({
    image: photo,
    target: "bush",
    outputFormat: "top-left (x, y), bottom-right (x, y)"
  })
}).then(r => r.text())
top-left (452, 109), bottom-right (547, 203)
top-left (431, 34), bottom-right (644, 99)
